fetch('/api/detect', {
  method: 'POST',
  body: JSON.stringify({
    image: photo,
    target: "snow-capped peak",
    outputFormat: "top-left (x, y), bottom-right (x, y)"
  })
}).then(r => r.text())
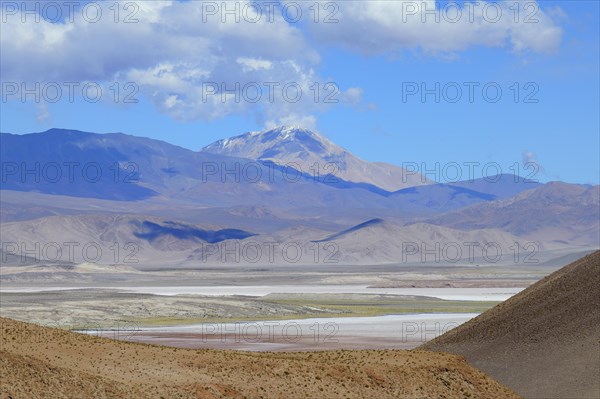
top-left (220, 138), bottom-right (231, 149)
top-left (202, 125), bottom-right (340, 161)
top-left (201, 126), bottom-right (429, 191)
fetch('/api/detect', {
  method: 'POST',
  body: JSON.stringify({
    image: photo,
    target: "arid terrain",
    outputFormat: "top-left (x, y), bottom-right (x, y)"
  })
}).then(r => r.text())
top-left (0, 290), bottom-right (498, 351)
top-left (4, 252), bottom-right (599, 398)
top-left (2, 252), bottom-right (599, 397)
top-left (1, 130), bottom-right (598, 398)
top-left (2, 1), bottom-right (599, 397)
top-left (0, 290), bottom-right (497, 328)
top-left (422, 250), bottom-right (600, 399)
top-left (0, 316), bottom-right (521, 399)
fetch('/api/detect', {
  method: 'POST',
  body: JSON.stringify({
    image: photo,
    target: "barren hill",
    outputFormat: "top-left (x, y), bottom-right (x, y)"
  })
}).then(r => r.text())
top-left (421, 250), bottom-right (600, 398)
top-left (312, 218), bottom-right (548, 264)
top-left (0, 317), bottom-right (521, 399)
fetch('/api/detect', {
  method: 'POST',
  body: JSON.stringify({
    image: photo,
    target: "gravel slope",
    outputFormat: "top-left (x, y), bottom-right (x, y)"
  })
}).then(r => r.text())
top-left (421, 250), bottom-right (600, 399)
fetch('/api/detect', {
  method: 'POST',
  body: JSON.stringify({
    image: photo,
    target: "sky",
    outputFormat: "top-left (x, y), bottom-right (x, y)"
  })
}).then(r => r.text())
top-left (1, 0), bottom-right (598, 184)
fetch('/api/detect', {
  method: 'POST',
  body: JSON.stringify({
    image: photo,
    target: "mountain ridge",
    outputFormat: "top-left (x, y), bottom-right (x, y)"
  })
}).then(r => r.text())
top-left (202, 125), bottom-right (430, 191)
top-left (2, 127), bottom-right (598, 248)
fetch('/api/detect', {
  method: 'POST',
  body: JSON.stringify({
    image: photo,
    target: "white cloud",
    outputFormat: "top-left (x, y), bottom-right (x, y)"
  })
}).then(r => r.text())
top-left (0, 1), bottom-right (336, 126)
top-left (0, 0), bottom-right (563, 127)
top-left (236, 57), bottom-right (274, 72)
top-left (36, 102), bottom-right (50, 124)
top-left (305, 0), bottom-right (562, 55)
top-left (342, 87), bottom-right (363, 106)
top-left (163, 94), bottom-right (181, 110)
top-left (522, 149), bottom-right (545, 174)
top-left (266, 114), bottom-right (317, 130)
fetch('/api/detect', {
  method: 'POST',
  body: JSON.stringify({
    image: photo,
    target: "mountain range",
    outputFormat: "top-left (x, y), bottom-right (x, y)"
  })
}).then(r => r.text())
top-left (1, 126), bottom-right (598, 267)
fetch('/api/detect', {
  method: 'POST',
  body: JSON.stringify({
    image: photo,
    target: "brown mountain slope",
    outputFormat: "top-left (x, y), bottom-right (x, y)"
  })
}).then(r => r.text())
top-left (421, 250), bottom-right (600, 399)
top-left (0, 317), bottom-right (520, 399)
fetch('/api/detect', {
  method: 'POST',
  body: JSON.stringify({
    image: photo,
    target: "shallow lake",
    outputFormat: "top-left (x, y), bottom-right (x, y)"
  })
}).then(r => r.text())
top-left (83, 313), bottom-right (480, 351)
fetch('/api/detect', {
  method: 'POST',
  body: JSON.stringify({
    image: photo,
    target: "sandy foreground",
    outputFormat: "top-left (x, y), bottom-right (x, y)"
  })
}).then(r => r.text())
top-left (0, 316), bottom-right (522, 399)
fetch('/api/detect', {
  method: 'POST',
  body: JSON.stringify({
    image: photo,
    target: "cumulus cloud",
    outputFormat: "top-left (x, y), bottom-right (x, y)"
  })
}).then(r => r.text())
top-left (0, 1), bottom-right (346, 125)
top-left (304, 0), bottom-right (562, 55)
top-left (0, 0), bottom-right (563, 126)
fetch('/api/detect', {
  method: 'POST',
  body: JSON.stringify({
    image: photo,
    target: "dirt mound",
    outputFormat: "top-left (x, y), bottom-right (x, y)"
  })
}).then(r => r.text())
top-left (1, 317), bottom-right (520, 399)
top-left (421, 250), bottom-right (600, 398)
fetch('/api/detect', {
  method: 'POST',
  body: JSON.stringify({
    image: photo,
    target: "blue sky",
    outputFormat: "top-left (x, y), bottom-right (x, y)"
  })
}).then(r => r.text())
top-left (1, 0), bottom-right (598, 184)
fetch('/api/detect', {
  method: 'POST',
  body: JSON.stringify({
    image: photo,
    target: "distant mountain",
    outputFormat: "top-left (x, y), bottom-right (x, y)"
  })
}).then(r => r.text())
top-left (3, 128), bottom-right (533, 218)
top-left (0, 214), bottom-right (257, 265)
top-left (202, 126), bottom-right (428, 191)
top-left (2, 127), bottom-right (596, 253)
top-left (2, 213), bottom-right (555, 266)
top-left (387, 174), bottom-right (542, 214)
top-left (0, 130), bottom-right (159, 200)
top-left (425, 182), bottom-right (600, 246)
top-left (310, 218), bottom-right (542, 265)
top-left (448, 174), bottom-right (542, 198)
top-left (0, 129), bottom-right (389, 209)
